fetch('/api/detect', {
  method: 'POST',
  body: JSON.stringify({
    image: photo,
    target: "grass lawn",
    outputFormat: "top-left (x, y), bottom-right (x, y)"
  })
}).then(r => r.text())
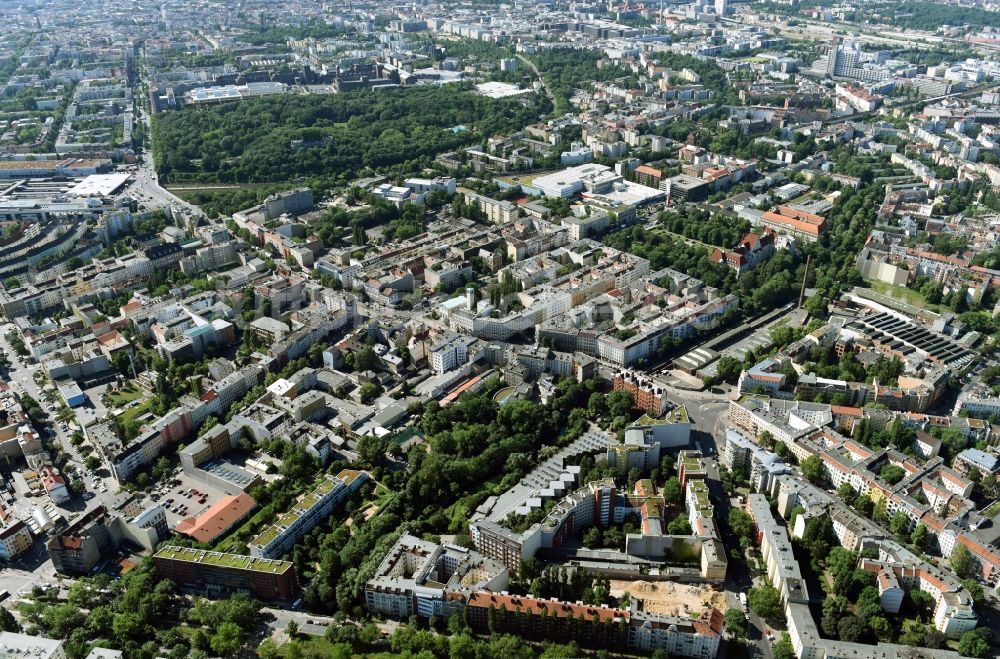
top-left (389, 426), bottom-right (424, 448)
top-left (274, 636), bottom-right (343, 657)
top-left (213, 511), bottom-right (269, 554)
top-left (651, 226), bottom-right (718, 249)
top-left (444, 486), bottom-right (500, 533)
top-left (167, 182), bottom-right (276, 192)
top-left (120, 398), bottom-right (154, 423)
top-left (983, 500), bottom-right (1000, 518)
top-left (105, 387), bottom-right (145, 408)
top-left (864, 280), bottom-right (943, 314)
top-left (445, 497), bottom-right (476, 529)
top-left (274, 637), bottom-right (412, 658)
top-left (786, 192), bottom-right (816, 205)
top-left (374, 483), bottom-right (392, 506)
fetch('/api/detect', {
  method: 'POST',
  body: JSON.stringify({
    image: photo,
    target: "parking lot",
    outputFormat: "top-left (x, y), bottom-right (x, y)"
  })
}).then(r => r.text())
top-left (147, 467), bottom-right (232, 530)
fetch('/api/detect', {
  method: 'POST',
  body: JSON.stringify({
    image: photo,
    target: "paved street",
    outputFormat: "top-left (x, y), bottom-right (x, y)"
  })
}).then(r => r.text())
top-left (123, 150), bottom-right (203, 217)
top-left (121, 96), bottom-right (203, 217)
top-left (708, 426), bottom-right (776, 659)
top-left (0, 324), bottom-right (122, 519)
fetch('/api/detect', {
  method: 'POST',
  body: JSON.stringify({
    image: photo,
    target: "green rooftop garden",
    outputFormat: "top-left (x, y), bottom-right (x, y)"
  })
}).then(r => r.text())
top-left (635, 405), bottom-right (689, 426)
top-left (665, 405), bottom-right (689, 424)
top-left (681, 453), bottom-right (704, 473)
top-left (250, 470), bottom-right (365, 549)
top-left (155, 545), bottom-right (292, 574)
top-left (689, 482), bottom-right (712, 510)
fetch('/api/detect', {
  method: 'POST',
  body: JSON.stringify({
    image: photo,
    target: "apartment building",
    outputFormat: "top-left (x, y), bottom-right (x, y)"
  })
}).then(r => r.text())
top-left (686, 479), bottom-right (713, 531)
top-left (512, 345), bottom-right (597, 384)
top-left (46, 502), bottom-right (167, 575)
top-left (628, 608), bottom-right (723, 657)
top-left (774, 453), bottom-right (982, 631)
top-left (505, 223), bottom-right (569, 261)
top-left (93, 406), bottom-right (193, 482)
top-left (267, 313), bottom-right (345, 365)
top-left (179, 242), bottom-right (239, 276)
top-left (737, 358), bottom-right (787, 395)
top-left (143, 243), bottom-right (184, 272)
top-left (154, 545), bottom-right (300, 601)
top-left (721, 430), bottom-right (791, 493)
top-left (0, 632), bottom-right (67, 659)
top-left (249, 317), bottom-right (289, 344)
top-left (249, 469), bottom-right (369, 559)
top-left (457, 188), bottom-right (519, 224)
top-left (467, 519), bottom-right (537, 572)
top-left (539, 292), bottom-right (737, 368)
top-left (365, 534), bottom-right (508, 619)
top-left (612, 369), bottom-right (671, 416)
top-left (677, 449), bottom-right (709, 490)
top-left (429, 335), bottom-right (482, 374)
top-left (466, 590), bottom-right (629, 647)
top-left (859, 558), bottom-right (977, 638)
top-left (0, 244), bottom-right (181, 320)
top-left (562, 212), bottom-right (609, 240)
top-left (634, 164), bottom-right (667, 190)
top-left (191, 363), bottom-right (265, 426)
top-left (41, 466), bottom-right (69, 504)
top-left (463, 591), bottom-right (721, 657)
top-left (46, 506), bottom-right (115, 575)
top-left (726, 398), bottom-right (827, 447)
top-left (472, 465), bottom-right (725, 581)
top-left (745, 493), bottom-right (810, 606)
top-left (953, 533), bottom-right (1000, 587)
top-left (0, 520), bottom-right (32, 560)
top-left (747, 480), bottom-right (976, 659)
top-left (953, 395), bottom-right (1000, 420)
top-left (89, 364), bottom-right (262, 483)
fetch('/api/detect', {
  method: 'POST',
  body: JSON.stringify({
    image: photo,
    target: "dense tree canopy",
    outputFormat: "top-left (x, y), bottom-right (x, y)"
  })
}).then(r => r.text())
top-left (153, 84), bottom-right (545, 185)
top-left (17, 562), bottom-right (264, 659)
top-left (528, 49), bottom-right (631, 114)
top-left (295, 377), bottom-right (606, 614)
top-left (747, 584), bottom-right (782, 620)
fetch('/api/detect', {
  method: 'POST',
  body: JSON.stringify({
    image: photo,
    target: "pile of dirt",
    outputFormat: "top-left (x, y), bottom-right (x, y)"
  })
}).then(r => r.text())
top-left (608, 580), bottom-right (728, 616)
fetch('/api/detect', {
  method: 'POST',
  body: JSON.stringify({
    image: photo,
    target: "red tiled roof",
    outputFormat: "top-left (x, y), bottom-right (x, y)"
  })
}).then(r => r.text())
top-left (919, 513), bottom-right (945, 532)
top-left (821, 454), bottom-right (850, 473)
top-left (96, 330), bottom-right (125, 346)
top-left (466, 591), bottom-right (629, 622)
top-left (175, 493), bottom-right (257, 543)
top-left (831, 405), bottom-right (862, 417)
top-left (843, 441), bottom-right (872, 457)
top-left (905, 248), bottom-right (970, 268)
top-left (762, 207), bottom-right (827, 236)
top-left (635, 165), bottom-right (663, 178)
top-left (957, 534), bottom-right (1000, 567)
